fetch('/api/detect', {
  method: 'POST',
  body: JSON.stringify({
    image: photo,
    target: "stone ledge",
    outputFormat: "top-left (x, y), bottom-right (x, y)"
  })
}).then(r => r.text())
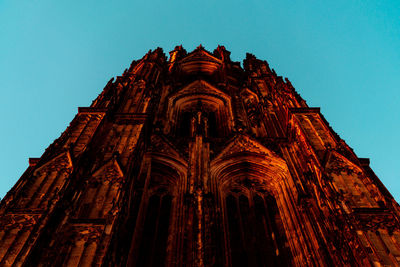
top-left (290, 107), bottom-right (320, 114)
top-left (78, 107), bottom-right (107, 114)
top-left (115, 113), bottom-right (148, 124)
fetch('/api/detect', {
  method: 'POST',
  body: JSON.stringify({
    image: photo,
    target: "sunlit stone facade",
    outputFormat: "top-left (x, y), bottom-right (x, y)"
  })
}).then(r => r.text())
top-left (1, 45), bottom-right (400, 266)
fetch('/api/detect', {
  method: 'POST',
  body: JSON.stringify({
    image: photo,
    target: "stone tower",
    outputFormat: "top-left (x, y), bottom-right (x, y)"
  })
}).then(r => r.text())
top-left (1, 45), bottom-right (400, 267)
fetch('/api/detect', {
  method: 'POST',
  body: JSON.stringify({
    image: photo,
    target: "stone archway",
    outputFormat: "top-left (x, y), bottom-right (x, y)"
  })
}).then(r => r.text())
top-left (209, 135), bottom-right (320, 266)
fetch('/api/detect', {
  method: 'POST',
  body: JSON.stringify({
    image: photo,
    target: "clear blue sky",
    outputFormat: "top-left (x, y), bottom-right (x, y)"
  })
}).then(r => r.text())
top-left (1, 1), bottom-right (399, 200)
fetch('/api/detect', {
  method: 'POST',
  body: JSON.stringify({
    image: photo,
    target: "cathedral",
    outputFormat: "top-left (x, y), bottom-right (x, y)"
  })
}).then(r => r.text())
top-left (1, 45), bottom-right (400, 266)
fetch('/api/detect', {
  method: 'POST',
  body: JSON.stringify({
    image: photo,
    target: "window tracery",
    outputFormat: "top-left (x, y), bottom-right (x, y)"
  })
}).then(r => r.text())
top-left (210, 143), bottom-right (296, 266)
top-left (130, 159), bottom-right (185, 267)
top-left (223, 189), bottom-right (290, 266)
top-left (164, 80), bottom-right (234, 139)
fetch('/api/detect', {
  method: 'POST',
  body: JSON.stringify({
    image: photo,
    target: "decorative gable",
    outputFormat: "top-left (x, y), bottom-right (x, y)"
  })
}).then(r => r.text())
top-left (179, 48), bottom-right (222, 74)
top-left (92, 157), bottom-right (124, 184)
top-left (149, 134), bottom-right (185, 160)
top-left (33, 151), bottom-right (73, 176)
top-left (325, 151), bottom-right (363, 176)
top-left (179, 48), bottom-right (222, 64)
top-left (170, 80), bottom-right (230, 103)
top-left (213, 134), bottom-right (280, 161)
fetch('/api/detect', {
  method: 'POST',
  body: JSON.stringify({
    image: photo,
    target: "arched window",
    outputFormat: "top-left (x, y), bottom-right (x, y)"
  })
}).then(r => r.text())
top-left (210, 139), bottom-right (317, 266)
top-left (165, 81), bottom-right (234, 138)
top-left (224, 192), bottom-right (290, 267)
top-left (130, 161), bottom-right (182, 267)
top-left (226, 194), bottom-right (247, 266)
top-left (136, 194), bottom-right (173, 266)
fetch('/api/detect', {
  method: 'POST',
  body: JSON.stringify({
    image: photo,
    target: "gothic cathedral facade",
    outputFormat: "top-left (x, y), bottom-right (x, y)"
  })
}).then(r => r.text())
top-left (1, 46), bottom-right (400, 266)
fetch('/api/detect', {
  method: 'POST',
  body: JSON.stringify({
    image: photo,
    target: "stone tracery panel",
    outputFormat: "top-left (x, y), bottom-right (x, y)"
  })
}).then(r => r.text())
top-left (209, 136), bottom-right (322, 266)
top-left (213, 160), bottom-right (292, 266)
top-left (15, 151), bottom-right (73, 210)
top-left (0, 213), bottom-right (40, 265)
top-left (165, 80), bottom-right (234, 138)
top-left (128, 155), bottom-right (187, 267)
top-left (326, 152), bottom-right (382, 209)
top-left (75, 159), bottom-right (124, 220)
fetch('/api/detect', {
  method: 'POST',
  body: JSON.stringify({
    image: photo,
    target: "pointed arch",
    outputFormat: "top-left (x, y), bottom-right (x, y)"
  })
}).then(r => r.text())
top-left (178, 48), bottom-right (222, 74)
top-left (75, 157), bottom-right (124, 219)
top-left (149, 134), bottom-right (188, 175)
top-left (17, 151), bottom-right (73, 209)
top-left (127, 151), bottom-right (187, 266)
top-left (209, 135), bottom-right (318, 266)
top-left (326, 151), bottom-right (381, 208)
top-left (211, 135), bottom-right (289, 191)
top-left (165, 80), bottom-right (234, 137)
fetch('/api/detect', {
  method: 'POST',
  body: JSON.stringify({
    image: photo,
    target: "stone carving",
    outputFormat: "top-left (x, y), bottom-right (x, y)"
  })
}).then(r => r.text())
top-left (0, 214), bottom-right (40, 231)
top-left (0, 46), bottom-right (398, 267)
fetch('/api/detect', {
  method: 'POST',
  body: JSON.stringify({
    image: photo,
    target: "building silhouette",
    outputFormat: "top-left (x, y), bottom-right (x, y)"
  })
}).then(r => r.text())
top-left (1, 45), bottom-right (400, 266)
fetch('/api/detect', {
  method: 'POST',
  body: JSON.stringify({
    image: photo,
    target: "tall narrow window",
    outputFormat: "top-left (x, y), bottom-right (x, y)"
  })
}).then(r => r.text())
top-left (226, 194), bottom-right (247, 266)
top-left (179, 112), bottom-right (192, 137)
top-left (265, 195), bottom-right (290, 265)
top-left (225, 193), bottom-right (290, 266)
top-left (136, 194), bottom-right (172, 267)
top-left (153, 195), bottom-right (172, 266)
top-left (254, 194), bottom-right (278, 266)
top-left (207, 112), bottom-right (218, 138)
top-left (137, 195), bottom-right (160, 266)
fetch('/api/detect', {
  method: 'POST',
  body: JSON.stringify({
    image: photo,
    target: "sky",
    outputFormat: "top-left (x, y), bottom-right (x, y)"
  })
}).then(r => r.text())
top-left (0, 0), bottom-right (399, 200)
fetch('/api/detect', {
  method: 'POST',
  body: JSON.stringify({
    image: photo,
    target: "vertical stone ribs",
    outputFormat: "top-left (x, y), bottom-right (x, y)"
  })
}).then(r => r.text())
top-left (0, 151), bottom-right (73, 266)
top-left (1, 45), bottom-right (399, 267)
